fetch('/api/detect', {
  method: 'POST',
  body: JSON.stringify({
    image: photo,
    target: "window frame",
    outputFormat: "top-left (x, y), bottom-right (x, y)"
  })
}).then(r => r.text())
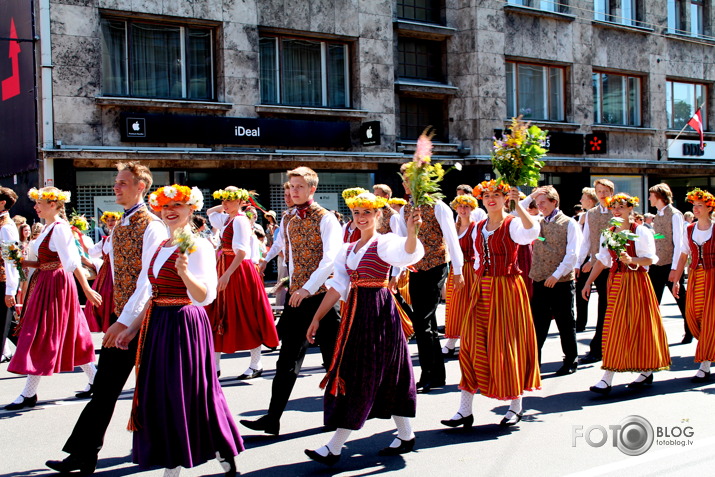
top-left (592, 71), bottom-right (642, 126)
top-left (594, 0), bottom-right (642, 27)
top-left (665, 80), bottom-right (707, 130)
top-left (398, 96), bottom-right (447, 141)
top-left (507, 0), bottom-right (569, 14)
top-left (506, 61), bottom-right (566, 122)
top-left (397, 37), bottom-right (445, 83)
top-left (396, 0), bottom-right (443, 25)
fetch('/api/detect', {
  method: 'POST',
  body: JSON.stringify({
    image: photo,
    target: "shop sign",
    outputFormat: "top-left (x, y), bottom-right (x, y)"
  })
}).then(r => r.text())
top-left (360, 121), bottom-right (381, 146)
top-left (667, 139), bottom-right (715, 160)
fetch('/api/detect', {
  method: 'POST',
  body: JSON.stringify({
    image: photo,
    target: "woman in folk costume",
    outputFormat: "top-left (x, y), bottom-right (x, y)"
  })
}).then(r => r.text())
top-left (582, 193), bottom-right (670, 394)
top-left (115, 185), bottom-right (242, 477)
top-left (304, 193), bottom-right (424, 465)
top-left (442, 194), bottom-right (479, 357)
top-left (673, 188), bottom-right (715, 383)
top-left (84, 211), bottom-right (122, 333)
top-left (441, 181), bottom-right (540, 428)
top-left (340, 187), bottom-right (368, 243)
top-left (206, 187), bottom-right (279, 379)
top-left (5, 187), bottom-right (101, 411)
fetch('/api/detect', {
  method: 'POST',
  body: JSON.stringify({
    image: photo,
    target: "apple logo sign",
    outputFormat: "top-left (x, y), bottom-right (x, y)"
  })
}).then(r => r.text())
top-left (366, 126), bottom-right (373, 139)
top-left (132, 121), bottom-right (141, 132)
top-left (126, 117), bottom-right (146, 137)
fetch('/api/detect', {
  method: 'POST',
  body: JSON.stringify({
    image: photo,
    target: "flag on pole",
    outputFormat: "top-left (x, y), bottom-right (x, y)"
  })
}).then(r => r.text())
top-left (687, 108), bottom-right (705, 151)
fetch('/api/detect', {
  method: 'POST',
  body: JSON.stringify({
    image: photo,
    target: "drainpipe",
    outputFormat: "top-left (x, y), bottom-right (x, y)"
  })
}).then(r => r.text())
top-left (38, 0), bottom-right (54, 186)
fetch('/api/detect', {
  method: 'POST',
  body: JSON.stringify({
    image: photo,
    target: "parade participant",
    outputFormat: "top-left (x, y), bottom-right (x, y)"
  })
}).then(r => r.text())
top-left (648, 183), bottom-right (692, 343)
top-left (46, 162), bottom-right (167, 476)
top-left (582, 193), bottom-right (670, 394)
top-left (1, 187), bottom-right (20, 363)
top-left (397, 163), bottom-right (464, 393)
top-left (243, 167), bottom-right (341, 436)
top-left (442, 181), bottom-right (540, 428)
top-left (442, 194), bottom-right (479, 357)
top-left (576, 187), bottom-right (598, 332)
top-left (262, 182), bottom-right (294, 310)
top-left (388, 197), bottom-right (407, 213)
top-left (303, 193), bottom-right (423, 465)
top-left (5, 187), bottom-right (101, 411)
top-left (528, 186), bottom-right (582, 375)
top-left (456, 184), bottom-right (487, 224)
top-left (577, 179), bottom-right (615, 364)
top-left (673, 188), bottom-right (715, 383)
top-left (115, 185), bottom-right (241, 477)
top-left (372, 184), bottom-right (400, 234)
top-left (84, 211), bottom-right (122, 333)
top-left (340, 188), bottom-right (368, 243)
top-left (206, 187), bottom-right (278, 379)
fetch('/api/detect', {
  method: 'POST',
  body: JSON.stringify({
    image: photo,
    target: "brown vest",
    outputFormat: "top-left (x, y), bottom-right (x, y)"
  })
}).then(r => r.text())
top-left (377, 206), bottom-right (397, 235)
top-left (530, 211), bottom-right (574, 282)
top-left (112, 206), bottom-right (154, 316)
top-left (287, 202), bottom-right (328, 295)
top-left (652, 204), bottom-right (682, 266)
top-left (403, 202), bottom-right (447, 271)
top-left (587, 205), bottom-right (612, 259)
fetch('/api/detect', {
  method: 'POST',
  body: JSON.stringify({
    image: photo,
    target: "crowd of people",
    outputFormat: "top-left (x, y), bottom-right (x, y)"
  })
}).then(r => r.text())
top-left (0, 162), bottom-right (713, 475)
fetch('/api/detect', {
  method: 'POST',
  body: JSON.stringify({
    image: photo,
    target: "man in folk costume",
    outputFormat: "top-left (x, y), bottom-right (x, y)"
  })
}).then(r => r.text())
top-left (648, 183), bottom-right (692, 344)
top-left (373, 184), bottom-right (400, 234)
top-left (397, 162), bottom-right (464, 393)
top-left (243, 166), bottom-right (341, 436)
top-left (528, 186), bottom-right (582, 375)
top-left (47, 162), bottom-right (167, 475)
top-left (576, 178), bottom-right (614, 364)
top-left (1, 187), bottom-right (20, 360)
top-left (261, 181), bottom-right (295, 309)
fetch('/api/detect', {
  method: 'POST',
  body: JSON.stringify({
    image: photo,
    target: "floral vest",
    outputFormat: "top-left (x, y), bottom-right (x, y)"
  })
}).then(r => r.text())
top-left (286, 202), bottom-right (328, 295)
top-left (377, 206), bottom-right (397, 235)
top-left (112, 206), bottom-right (154, 316)
top-left (475, 215), bottom-right (520, 276)
top-left (530, 211), bottom-right (574, 282)
top-left (652, 204), bottom-right (682, 266)
top-left (403, 202), bottom-right (447, 271)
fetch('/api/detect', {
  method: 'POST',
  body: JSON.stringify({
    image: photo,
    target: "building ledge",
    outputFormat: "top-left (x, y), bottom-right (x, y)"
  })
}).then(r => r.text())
top-left (394, 19), bottom-right (456, 40)
top-left (665, 130), bottom-right (715, 138)
top-left (396, 140), bottom-right (462, 156)
top-left (591, 125), bottom-right (657, 134)
top-left (395, 79), bottom-right (459, 97)
top-left (503, 4), bottom-right (576, 22)
top-left (663, 31), bottom-right (715, 46)
top-left (254, 105), bottom-right (369, 118)
top-left (504, 119), bottom-right (580, 130)
top-left (95, 96), bottom-right (233, 111)
top-left (592, 19), bottom-right (654, 35)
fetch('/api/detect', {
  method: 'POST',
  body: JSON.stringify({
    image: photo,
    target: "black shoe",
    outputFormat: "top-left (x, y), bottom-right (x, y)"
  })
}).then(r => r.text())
top-left (4, 394), bottom-right (38, 411)
top-left (46, 454), bottom-right (97, 475)
top-left (239, 415), bottom-right (280, 435)
top-left (216, 453), bottom-right (237, 477)
top-left (589, 380), bottom-right (612, 395)
top-left (378, 437), bottom-right (416, 456)
top-left (441, 412), bottom-right (474, 428)
top-left (499, 410), bottom-right (523, 427)
top-left (304, 448), bottom-right (340, 466)
top-left (692, 370), bottom-right (712, 383)
top-left (237, 367), bottom-right (264, 380)
top-left (554, 362), bottom-right (578, 376)
top-left (442, 347), bottom-right (456, 358)
top-left (627, 373), bottom-right (653, 389)
top-left (681, 334), bottom-right (694, 344)
top-left (416, 380), bottom-right (445, 394)
top-left (75, 384), bottom-right (93, 399)
top-left (579, 354), bottom-right (602, 365)
top-left (576, 327), bottom-right (586, 333)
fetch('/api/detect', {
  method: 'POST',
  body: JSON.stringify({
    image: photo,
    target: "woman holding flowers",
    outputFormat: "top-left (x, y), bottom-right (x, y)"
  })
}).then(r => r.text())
top-left (673, 188), bottom-right (715, 383)
top-left (441, 180), bottom-right (540, 428)
top-left (115, 185), bottom-right (242, 477)
top-left (5, 187), bottom-right (102, 411)
top-left (304, 193), bottom-right (424, 465)
top-left (84, 211), bottom-right (122, 333)
top-left (206, 187), bottom-right (279, 379)
top-left (581, 193), bottom-right (670, 394)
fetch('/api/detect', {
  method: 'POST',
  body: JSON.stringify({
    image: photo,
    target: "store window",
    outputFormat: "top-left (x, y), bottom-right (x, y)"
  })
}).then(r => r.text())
top-left (506, 62), bottom-right (565, 121)
top-left (594, 0), bottom-right (643, 26)
top-left (101, 18), bottom-right (214, 100)
top-left (396, 0), bottom-right (442, 24)
top-left (593, 72), bottom-right (642, 126)
top-left (666, 80), bottom-right (707, 130)
top-left (399, 97), bottom-right (445, 141)
top-left (259, 35), bottom-right (350, 108)
top-left (507, 0), bottom-right (569, 13)
top-left (397, 38), bottom-right (444, 82)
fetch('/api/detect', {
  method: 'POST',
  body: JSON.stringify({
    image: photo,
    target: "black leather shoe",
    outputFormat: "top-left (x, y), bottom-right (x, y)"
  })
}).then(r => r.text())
top-left (627, 373), bottom-right (653, 389)
top-left (75, 384), bottom-right (94, 399)
top-left (4, 394), bottom-right (37, 411)
top-left (589, 380), bottom-right (612, 395)
top-left (442, 347), bottom-right (456, 358)
top-left (378, 437), bottom-right (415, 456)
top-left (239, 415), bottom-right (280, 435)
top-left (216, 453), bottom-right (237, 477)
top-left (579, 354), bottom-right (602, 365)
top-left (417, 380), bottom-right (445, 394)
top-left (441, 412), bottom-right (474, 428)
top-left (304, 448), bottom-right (340, 466)
top-left (46, 454), bottom-right (97, 475)
top-left (499, 410), bottom-right (523, 427)
top-left (237, 367), bottom-right (263, 380)
top-left (554, 362), bottom-right (578, 376)
top-left (681, 334), bottom-right (694, 344)
top-left (692, 370), bottom-right (712, 383)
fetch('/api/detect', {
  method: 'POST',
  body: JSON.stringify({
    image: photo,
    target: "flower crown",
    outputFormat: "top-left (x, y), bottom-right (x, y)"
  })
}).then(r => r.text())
top-left (28, 187), bottom-right (71, 203)
top-left (686, 188), bottom-right (715, 208)
top-left (388, 198), bottom-right (407, 206)
top-left (69, 213), bottom-right (90, 232)
top-left (345, 193), bottom-right (388, 210)
top-left (450, 195), bottom-right (478, 210)
top-left (342, 187), bottom-right (369, 201)
top-left (100, 211), bottom-right (123, 223)
top-left (473, 180), bottom-right (510, 199)
top-left (212, 188), bottom-right (250, 202)
top-left (605, 193), bottom-right (639, 208)
top-left (149, 185), bottom-right (204, 212)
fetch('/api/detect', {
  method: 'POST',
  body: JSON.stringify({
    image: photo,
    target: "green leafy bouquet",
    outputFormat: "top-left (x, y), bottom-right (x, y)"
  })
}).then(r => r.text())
top-left (601, 217), bottom-right (639, 258)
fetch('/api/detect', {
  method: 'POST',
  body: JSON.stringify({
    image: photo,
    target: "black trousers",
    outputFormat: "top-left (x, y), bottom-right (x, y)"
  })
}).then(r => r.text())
top-left (0, 282), bottom-right (11, 356)
top-left (575, 259), bottom-right (590, 331)
top-left (531, 280), bottom-right (577, 365)
top-left (648, 263), bottom-right (691, 337)
top-left (267, 292), bottom-right (339, 421)
top-left (407, 263), bottom-right (448, 385)
top-left (63, 314), bottom-right (138, 459)
top-left (587, 271), bottom-right (609, 358)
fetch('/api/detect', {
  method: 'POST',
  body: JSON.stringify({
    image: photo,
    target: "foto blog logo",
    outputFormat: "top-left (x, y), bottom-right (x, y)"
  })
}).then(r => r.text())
top-left (572, 415), bottom-right (654, 456)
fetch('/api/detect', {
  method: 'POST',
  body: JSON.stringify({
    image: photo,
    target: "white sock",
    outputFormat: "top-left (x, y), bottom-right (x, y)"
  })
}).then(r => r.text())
top-left (79, 363), bottom-right (97, 385)
top-left (389, 416), bottom-right (415, 447)
top-left (701, 361), bottom-right (712, 373)
top-left (248, 346), bottom-right (263, 370)
top-left (163, 467), bottom-right (181, 477)
top-left (451, 390), bottom-right (474, 420)
top-left (594, 370), bottom-right (615, 388)
top-left (214, 352), bottom-right (221, 372)
top-left (506, 396), bottom-right (523, 418)
top-left (442, 338), bottom-right (458, 352)
top-left (15, 375), bottom-right (41, 402)
top-left (317, 428), bottom-right (352, 456)
top-left (633, 371), bottom-right (652, 383)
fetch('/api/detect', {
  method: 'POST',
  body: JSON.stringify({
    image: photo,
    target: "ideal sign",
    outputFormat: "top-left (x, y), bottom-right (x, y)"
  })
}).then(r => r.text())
top-left (667, 139), bottom-right (715, 160)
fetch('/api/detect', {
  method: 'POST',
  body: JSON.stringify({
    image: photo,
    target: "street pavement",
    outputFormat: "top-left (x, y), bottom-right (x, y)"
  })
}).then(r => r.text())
top-left (1, 290), bottom-right (714, 477)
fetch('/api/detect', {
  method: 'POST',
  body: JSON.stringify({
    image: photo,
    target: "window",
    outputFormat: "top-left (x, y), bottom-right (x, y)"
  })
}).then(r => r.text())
top-left (668, 0), bottom-right (705, 36)
top-left (507, 0), bottom-right (568, 13)
top-left (396, 0), bottom-right (442, 24)
top-left (593, 72), bottom-right (641, 126)
top-left (506, 62), bottom-right (565, 121)
top-left (397, 38), bottom-right (443, 82)
top-left (594, 0), bottom-right (642, 26)
top-left (399, 97), bottom-right (445, 140)
top-left (101, 18), bottom-right (214, 100)
top-left (666, 81), bottom-right (707, 130)
top-left (259, 35), bottom-right (349, 108)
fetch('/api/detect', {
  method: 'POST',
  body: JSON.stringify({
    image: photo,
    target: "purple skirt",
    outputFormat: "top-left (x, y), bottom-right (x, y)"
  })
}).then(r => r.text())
top-left (132, 304), bottom-right (244, 469)
top-left (324, 287), bottom-right (416, 430)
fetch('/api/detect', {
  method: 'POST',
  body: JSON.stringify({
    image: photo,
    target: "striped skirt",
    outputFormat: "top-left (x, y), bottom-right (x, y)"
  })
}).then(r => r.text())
top-left (685, 267), bottom-right (715, 362)
top-left (458, 274), bottom-right (541, 400)
top-left (444, 261), bottom-right (477, 339)
top-left (601, 271), bottom-right (671, 372)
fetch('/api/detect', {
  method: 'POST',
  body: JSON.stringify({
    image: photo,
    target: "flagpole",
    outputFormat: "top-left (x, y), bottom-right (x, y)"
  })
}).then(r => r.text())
top-left (666, 102), bottom-right (707, 149)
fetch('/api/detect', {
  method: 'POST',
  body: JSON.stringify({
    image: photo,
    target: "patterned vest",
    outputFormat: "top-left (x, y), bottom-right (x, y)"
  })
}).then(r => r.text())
top-left (148, 243), bottom-right (190, 300)
top-left (346, 240), bottom-right (391, 281)
top-left (287, 202), bottom-right (328, 295)
top-left (652, 204), bottom-right (682, 266)
top-left (530, 211), bottom-right (574, 282)
top-left (0, 214), bottom-right (8, 283)
top-left (475, 215), bottom-right (520, 276)
top-left (687, 223), bottom-right (715, 270)
top-left (377, 206), bottom-right (397, 235)
top-left (587, 205), bottom-right (612, 259)
top-left (112, 206), bottom-right (154, 316)
top-left (608, 222), bottom-right (645, 273)
top-left (403, 202), bottom-right (447, 271)
top-left (459, 222), bottom-right (476, 265)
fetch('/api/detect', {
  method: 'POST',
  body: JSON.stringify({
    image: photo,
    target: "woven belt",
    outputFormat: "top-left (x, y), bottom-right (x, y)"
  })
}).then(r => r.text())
top-left (350, 277), bottom-right (389, 289)
top-left (221, 248), bottom-right (235, 256)
top-left (40, 262), bottom-right (62, 271)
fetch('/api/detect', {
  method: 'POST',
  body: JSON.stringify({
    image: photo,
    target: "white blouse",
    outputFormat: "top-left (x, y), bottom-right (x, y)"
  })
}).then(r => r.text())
top-left (326, 233), bottom-right (425, 302)
top-left (595, 224), bottom-right (658, 269)
top-left (470, 217), bottom-right (539, 271)
top-left (209, 212), bottom-right (253, 260)
top-left (680, 223), bottom-right (714, 255)
top-left (32, 221), bottom-right (82, 274)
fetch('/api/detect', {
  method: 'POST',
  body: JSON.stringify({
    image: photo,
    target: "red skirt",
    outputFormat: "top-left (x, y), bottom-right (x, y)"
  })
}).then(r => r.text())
top-left (444, 261), bottom-right (477, 338)
top-left (84, 262), bottom-right (114, 332)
